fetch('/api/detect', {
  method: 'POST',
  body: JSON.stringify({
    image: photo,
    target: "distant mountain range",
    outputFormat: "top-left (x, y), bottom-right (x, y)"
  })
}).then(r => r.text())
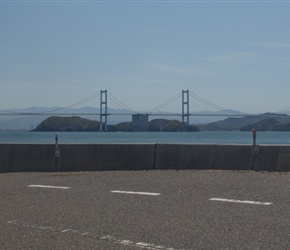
top-left (1, 107), bottom-right (290, 131)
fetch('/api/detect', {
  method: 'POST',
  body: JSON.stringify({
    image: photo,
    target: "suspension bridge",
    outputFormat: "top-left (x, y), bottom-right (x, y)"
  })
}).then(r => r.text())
top-left (1, 89), bottom-right (248, 131)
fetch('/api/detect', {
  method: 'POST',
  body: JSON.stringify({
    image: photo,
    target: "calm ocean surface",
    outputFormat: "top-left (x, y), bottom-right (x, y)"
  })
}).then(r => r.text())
top-left (0, 131), bottom-right (290, 144)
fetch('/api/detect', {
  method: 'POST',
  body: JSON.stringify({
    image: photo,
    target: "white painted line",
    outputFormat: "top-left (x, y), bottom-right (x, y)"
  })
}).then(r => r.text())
top-left (209, 198), bottom-right (272, 206)
top-left (136, 242), bottom-right (154, 247)
top-left (111, 190), bottom-right (161, 196)
top-left (62, 229), bottom-right (72, 233)
top-left (7, 220), bottom-right (17, 224)
top-left (28, 185), bottom-right (71, 190)
top-left (7, 220), bottom-right (56, 233)
top-left (101, 235), bottom-right (176, 250)
top-left (7, 221), bottom-right (177, 250)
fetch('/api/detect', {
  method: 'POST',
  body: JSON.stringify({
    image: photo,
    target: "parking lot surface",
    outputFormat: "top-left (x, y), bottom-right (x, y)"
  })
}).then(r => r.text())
top-left (1, 170), bottom-right (290, 249)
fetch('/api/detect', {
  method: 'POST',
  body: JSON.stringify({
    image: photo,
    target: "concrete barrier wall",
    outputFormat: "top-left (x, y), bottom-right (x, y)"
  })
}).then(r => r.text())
top-left (59, 144), bottom-right (155, 171)
top-left (154, 144), bottom-right (253, 171)
top-left (0, 144), bottom-right (155, 173)
top-left (0, 144), bottom-right (55, 172)
top-left (252, 145), bottom-right (290, 172)
top-left (0, 143), bottom-right (290, 173)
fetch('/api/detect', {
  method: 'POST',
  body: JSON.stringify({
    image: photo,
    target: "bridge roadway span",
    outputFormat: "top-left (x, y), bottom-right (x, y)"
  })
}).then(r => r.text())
top-left (0, 170), bottom-right (290, 249)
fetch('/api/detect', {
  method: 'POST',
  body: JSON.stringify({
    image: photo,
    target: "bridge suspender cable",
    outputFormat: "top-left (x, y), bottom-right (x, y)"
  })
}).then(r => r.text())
top-left (147, 92), bottom-right (182, 114)
top-left (42, 91), bottom-right (101, 114)
top-left (189, 90), bottom-right (226, 111)
top-left (107, 91), bottom-right (137, 114)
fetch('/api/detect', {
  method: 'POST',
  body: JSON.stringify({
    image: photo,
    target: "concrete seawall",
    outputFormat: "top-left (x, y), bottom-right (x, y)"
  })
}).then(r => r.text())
top-left (0, 144), bottom-right (290, 173)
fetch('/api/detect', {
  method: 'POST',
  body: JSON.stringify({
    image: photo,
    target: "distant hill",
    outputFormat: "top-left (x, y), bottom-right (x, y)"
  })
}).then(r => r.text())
top-left (32, 116), bottom-right (100, 132)
top-left (198, 113), bottom-right (290, 131)
top-left (32, 116), bottom-right (199, 132)
top-left (240, 117), bottom-right (290, 131)
top-left (149, 119), bottom-right (199, 132)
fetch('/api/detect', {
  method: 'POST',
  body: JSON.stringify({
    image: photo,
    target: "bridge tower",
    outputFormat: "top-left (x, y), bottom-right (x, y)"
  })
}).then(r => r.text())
top-left (182, 90), bottom-right (189, 125)
top-left (100, 90), bottom-right (108, 131)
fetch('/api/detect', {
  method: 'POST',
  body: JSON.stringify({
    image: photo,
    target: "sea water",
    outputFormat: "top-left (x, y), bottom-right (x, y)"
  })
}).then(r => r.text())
top-left (0, 131), bottom-right (289, 144)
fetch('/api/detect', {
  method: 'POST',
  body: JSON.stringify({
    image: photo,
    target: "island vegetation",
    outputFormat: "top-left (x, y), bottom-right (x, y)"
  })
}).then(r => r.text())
top-left (32, 116), bottom-right (199, 132)
top-left (198, 113), bottom-right (290, 131)
top-left (240, 118), bottom-right (290, 131)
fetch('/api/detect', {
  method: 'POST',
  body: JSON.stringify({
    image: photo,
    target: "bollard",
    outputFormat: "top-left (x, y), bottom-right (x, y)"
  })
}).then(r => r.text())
top-left (54, 134), bottom-right (60, 171)
top-left (253, 128), bottom-right (257, 146)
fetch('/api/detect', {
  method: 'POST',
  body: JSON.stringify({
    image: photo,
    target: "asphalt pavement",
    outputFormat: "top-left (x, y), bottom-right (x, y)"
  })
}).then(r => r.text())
top-left (0, 170), bottom-right (290, 249)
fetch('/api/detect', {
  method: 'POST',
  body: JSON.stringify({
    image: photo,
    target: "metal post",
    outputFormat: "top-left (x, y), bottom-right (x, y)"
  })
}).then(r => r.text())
top-left (100, 90), bottom-right (108, 131)
top-left (253, 128), bottom-right (256, 146)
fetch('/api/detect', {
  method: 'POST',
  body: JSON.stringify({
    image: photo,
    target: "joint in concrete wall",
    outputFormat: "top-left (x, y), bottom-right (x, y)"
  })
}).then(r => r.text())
top-left (54, 149), bottom-right (60, 171)
top-left (250, 145), bottom-right (259, 171)
top-left (153, 144), bottom-right (158, 169)
top-left (251, 145), bottom-right (259, 155)
top-left (54, 134), bottom-right (60, 171)
top-left (54, 157), bottom-right (60, 171)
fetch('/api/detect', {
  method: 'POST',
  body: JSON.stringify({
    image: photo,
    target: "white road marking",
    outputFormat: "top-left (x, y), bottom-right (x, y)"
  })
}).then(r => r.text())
top-left (111, 190), bottom-right (161, 196)
top-left (28, 185), bottom-right (71, 190)
top-left (209, 198), bottom-right (272, 206)
top-left (7, 221), bottom-right (177, 249)
top-left (62, 229), bottom-right (72, 233)
top-left (101, 235), bottom-right (177, 250)
top-left (7, 220), bottom-right (56, 232)
top-left (7, 220), bottom-right (17, 224)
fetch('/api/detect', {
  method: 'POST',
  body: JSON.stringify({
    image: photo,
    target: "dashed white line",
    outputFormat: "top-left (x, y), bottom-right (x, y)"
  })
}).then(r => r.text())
top-left (28, 185), bottom-right (71, 190)
top-left (7, 220), bottom-right (17, 224)
top-left (209, 198), bottom-right (272, 206)
top-left (111, 190), bottom-right (161, 196)
top-left (101, 235), bottom-right (177, 250)
top-left (7, 221), bottom-right (177, 250)
top-left (62, 229), bottom-right (72, 233)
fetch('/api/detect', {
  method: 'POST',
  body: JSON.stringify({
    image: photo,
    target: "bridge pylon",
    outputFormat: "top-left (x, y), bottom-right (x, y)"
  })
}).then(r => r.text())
top-left (100, 90), bottom-right (108, 131)
top-left (182, 90), bottom-right (189, 125)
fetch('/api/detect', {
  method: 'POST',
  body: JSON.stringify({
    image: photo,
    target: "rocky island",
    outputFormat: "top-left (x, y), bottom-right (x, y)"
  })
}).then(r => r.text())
top-left (32, 116), bottom-right (199, 132)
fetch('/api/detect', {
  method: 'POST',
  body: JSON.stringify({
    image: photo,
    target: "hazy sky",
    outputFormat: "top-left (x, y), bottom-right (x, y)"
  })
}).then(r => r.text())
top-left (1, 0), bottom-right (290, 114)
